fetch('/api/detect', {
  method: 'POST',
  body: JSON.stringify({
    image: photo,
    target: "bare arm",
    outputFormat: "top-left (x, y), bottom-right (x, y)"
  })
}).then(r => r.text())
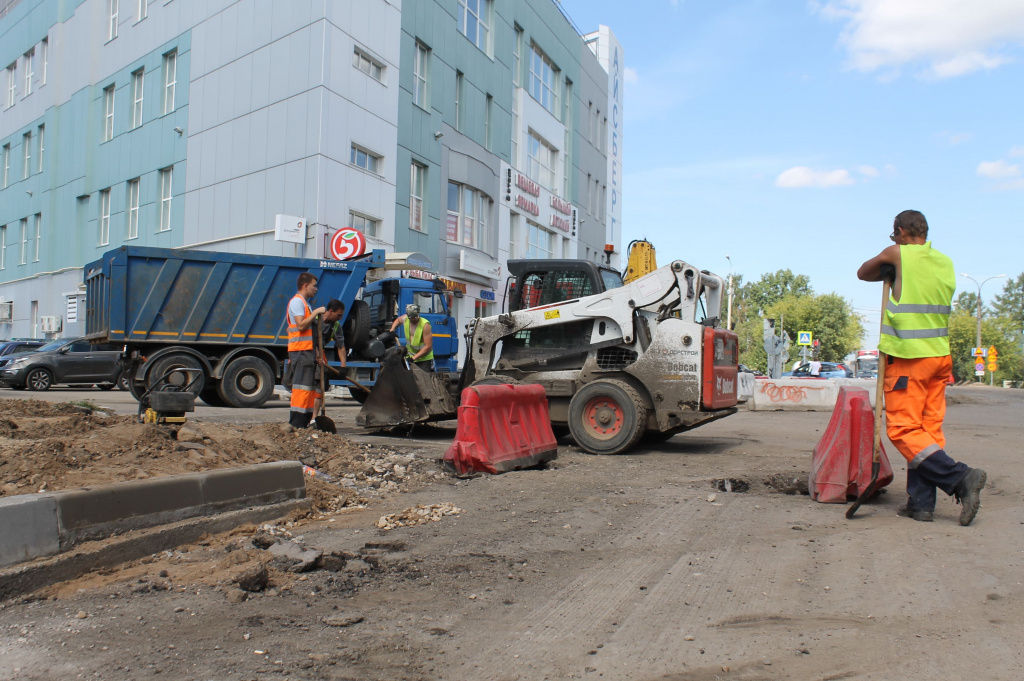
top-left (336, 342), bottom-right (346, 368)
top-left (857, 245), bottom-right (900, 282)
top-left (296, 307), bottom-right (326, 331)
top-left (390, 315), bottom-right (407, 333)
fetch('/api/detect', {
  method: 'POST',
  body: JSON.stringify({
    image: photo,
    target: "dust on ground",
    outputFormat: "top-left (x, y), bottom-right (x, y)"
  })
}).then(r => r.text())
top-left (0, 398), bottom-right (445, 512)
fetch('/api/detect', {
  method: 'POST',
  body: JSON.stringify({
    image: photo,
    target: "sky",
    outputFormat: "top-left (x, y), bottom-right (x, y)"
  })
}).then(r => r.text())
top-left (560, 0), bottom-right (1024, 344)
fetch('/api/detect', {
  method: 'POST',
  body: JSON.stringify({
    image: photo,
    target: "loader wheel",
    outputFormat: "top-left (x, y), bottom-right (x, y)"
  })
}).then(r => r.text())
top-left (568, 379), bottom-right (647, 456)
top-left (343, 300), bottom-right (371, 352)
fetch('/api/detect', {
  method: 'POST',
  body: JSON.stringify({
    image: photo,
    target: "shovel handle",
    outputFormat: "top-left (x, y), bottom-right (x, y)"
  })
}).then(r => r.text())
top-left (872, 281), bottom-right (890, 464)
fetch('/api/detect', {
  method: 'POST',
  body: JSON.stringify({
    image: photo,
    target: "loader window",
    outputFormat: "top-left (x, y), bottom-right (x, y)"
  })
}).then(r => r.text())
top-left (518, 269), bottom-right (596, 309)
top-left (501, 319), bottom-right (593, 370)
top-left (600, 269), bottom-right (624, 290)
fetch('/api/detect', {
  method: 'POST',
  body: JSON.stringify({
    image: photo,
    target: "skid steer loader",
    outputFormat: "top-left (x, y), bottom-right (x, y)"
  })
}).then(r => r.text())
top-left (357, 259), bottom-right (739, 456)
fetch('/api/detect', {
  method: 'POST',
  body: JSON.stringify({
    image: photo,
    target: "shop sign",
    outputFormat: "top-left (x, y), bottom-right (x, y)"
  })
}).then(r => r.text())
top-left (459, 249), bottom-right (501, 279)
top-left (480, 290), bottom-right (495, 301)
top-left (501, 161), bottom-right (578, 235)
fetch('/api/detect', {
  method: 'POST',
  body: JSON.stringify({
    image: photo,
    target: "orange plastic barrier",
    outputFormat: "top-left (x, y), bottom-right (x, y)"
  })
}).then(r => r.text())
top-left (810, 386), bottom-right (894, 503)
top-left (443, 384), bottom-right (558, 475)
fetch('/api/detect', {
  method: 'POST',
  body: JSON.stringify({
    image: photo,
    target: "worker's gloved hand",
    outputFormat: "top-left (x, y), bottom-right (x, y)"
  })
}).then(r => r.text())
top-left (879, 264), bottom-right (896, 283)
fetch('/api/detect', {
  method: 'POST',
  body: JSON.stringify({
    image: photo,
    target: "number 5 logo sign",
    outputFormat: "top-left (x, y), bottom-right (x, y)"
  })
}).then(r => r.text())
top-left (330, 228), bottom-right (367, 260)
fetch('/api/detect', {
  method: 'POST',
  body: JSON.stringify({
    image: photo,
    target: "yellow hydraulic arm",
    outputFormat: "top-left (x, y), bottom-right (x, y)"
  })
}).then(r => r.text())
top-left (623, 240), bottom-right (657, 284)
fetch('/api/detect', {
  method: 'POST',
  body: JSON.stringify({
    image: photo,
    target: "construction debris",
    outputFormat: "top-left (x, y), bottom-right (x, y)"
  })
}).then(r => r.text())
top-left (375, 503), bottom-right (463, 530)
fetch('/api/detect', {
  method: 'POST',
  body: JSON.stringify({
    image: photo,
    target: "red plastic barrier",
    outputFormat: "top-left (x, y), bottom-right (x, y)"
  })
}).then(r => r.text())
top-left (809, 386), bottom-right (894, 503)
top-left (443, 384), bottom-right (558, 475)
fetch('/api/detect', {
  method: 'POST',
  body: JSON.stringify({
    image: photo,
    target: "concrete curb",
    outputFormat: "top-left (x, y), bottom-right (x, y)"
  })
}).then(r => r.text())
top-left (0, 498), bottom-right (308, 602)
top-left (0, 461), bottom-right (305, 569)
top-left (750, 378), bottom-right (877, 411)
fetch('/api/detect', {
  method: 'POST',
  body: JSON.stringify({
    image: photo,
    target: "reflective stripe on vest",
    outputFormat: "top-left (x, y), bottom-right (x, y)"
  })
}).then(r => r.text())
top-left (878, 242), bottom-right (955, 359)
top-left (403, 317), bottom-right (434, 362)
top-left (286, 295), bottom-right (314, 351)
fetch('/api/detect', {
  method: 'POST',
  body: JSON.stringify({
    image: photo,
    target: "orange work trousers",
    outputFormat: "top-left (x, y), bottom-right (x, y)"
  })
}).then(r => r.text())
top-left (883, 355), bottom-right (952, 466)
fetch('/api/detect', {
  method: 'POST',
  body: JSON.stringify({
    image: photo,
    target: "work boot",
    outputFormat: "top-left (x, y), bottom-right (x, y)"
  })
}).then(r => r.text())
top-left (896, 504), bottom-right (934, 522)
top-left (954, 468), bottom-right (987, 526)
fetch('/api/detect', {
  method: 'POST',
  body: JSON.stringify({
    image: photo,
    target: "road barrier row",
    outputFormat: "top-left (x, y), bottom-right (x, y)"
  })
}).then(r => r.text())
top-left (749, 378), bottom-right (877, 411)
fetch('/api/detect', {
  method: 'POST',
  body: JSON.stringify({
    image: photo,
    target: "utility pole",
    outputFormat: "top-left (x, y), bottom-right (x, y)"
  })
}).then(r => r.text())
top-left (725, 255), bottom-right (734, 331)
top-left (960, 273), bottom-right (1005, 383)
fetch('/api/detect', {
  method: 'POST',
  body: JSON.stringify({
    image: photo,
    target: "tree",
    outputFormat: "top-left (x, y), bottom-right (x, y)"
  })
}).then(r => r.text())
top-left (737, 269), bottom-right (813, 316)
top-left (954, 291), bottom-right (982, 317)
top-left (992, 273), bottom-right (1024, 331)
top-left (768, 292), bottom-right (864, 363)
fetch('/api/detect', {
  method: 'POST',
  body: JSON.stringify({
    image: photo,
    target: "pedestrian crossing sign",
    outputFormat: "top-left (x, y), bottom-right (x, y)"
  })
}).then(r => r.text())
top-left (797, 331), bottom-right (812, 346)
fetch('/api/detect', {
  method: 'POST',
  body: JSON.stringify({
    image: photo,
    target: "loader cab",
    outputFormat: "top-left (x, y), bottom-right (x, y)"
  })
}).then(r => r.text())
top-left (506, 259), bottom-right (623, 312)
top-left (360, 277), bottom-right (459, 372)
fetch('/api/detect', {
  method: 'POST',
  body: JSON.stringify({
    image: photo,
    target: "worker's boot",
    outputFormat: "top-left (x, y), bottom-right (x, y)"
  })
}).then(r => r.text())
top-left (953, 468), bottom-right (987, 526)
top-left (896, 504), bottom-right (934, 522)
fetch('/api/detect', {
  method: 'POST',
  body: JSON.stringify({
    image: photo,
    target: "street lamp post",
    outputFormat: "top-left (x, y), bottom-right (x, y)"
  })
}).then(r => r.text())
top-left (725, 255), bottom-right (734, 331)
top-left (960, 273), bottom-right (1006, 382)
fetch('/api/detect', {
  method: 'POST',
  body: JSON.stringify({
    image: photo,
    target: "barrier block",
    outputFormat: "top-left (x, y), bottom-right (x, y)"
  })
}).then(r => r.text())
top-left (0, 494), bottom-right (59, 568)
top-left (809, 386), bottom-right (893, 503)
top-left (750, 378), bottom-right (839, 411)
top-left (443, 384), bottom-right (558, 475)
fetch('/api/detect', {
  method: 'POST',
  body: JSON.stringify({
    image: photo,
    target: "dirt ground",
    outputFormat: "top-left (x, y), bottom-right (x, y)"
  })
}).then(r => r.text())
top-left (1, 386), bottom-right (1022, 680)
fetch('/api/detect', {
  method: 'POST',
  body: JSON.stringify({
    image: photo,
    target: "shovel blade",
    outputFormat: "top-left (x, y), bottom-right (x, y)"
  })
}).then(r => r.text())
top-left (845, 461), bottom-right (881, 519)
top-left (314, 415), bottom-right (337, 434)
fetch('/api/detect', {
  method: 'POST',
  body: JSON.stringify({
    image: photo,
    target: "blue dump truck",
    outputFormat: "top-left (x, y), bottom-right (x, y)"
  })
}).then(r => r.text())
top-left (83, 246), bottom-right (460, 408)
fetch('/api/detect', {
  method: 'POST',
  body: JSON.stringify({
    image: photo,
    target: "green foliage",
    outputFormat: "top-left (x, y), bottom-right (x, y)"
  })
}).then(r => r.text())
top-left (992, 273), bottom-right (1024, 330)
top-left (948, 306), bottom-right (1024, 383)
top-left (768, 292), bottom-right (864, 363)
top-left (954, 291), bottom-right (982, 316)
top-left (737, 269), bottom-right (812, 314)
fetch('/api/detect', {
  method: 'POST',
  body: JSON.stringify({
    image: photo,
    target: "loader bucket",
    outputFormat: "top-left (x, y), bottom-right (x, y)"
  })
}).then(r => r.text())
top-left (356, 347), bottom-right (458, 428)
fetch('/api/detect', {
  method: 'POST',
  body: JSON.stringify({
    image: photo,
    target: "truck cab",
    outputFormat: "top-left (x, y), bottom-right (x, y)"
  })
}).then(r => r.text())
top-left (360, 278), bottom-right (459, 372)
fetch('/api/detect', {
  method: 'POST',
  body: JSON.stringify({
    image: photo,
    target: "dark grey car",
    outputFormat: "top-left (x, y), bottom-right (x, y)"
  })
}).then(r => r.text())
top-left (0, 338), bottom-right (126, 391)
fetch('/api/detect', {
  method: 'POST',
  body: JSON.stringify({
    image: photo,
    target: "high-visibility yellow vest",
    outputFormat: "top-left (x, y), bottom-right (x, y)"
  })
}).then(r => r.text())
top-left (286, 295), bottom-right (314, 352)
top-left (403, 317), bottom-right (434, 362)
top-left (878, 242), bottom-right (954, 359)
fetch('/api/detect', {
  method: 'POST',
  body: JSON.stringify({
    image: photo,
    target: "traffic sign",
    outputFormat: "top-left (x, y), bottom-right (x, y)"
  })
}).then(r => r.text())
top-left (972, 347), bottom-right (987, 358)
top-left (987, 362), bottom-right (998, 372)
top-left (797, 331), bottom-right (812, 346)
top-left (988, 345), bottom-right (998, 358)
top-left (330, 228), bottom-right (367, 260)
top-left (975, 360), bottom-right (985, 376)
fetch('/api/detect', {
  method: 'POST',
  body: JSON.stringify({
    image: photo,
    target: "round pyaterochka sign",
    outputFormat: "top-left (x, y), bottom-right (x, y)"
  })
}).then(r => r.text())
top-left (330, 228), bottom-right (367, 260)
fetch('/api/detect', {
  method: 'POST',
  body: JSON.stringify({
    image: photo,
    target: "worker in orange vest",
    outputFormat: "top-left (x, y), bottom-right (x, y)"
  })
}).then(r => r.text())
top-left (284, 273), bottom-right (327, 428)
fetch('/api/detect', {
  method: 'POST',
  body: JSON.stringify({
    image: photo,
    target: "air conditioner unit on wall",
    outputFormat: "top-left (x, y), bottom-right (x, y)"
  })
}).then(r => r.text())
top-left (40, 315), bottom-right (62, 333)
top-left (0, 301), bottom-right (12, 323)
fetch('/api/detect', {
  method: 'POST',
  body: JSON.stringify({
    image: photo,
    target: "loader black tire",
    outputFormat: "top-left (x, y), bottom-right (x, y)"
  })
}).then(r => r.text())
top-left (343, 300), bottom-right (371, 352)
top-left (568, 379), bottom-right (647, 456)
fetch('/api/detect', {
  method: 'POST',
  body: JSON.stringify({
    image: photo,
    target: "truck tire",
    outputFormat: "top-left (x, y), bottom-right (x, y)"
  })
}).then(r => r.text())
top-left (147, 354), bottom-right (206, 396)
top-left (343, 300), bottom-right (370, 352)
top-left (200, 387), bottom-right (227, 407)
top-left (568, 379), bottom-right (647, 456)
top-left (217, 356), bottom-right (274, 408)
top-left (26, 368), bottom-right (53, 391)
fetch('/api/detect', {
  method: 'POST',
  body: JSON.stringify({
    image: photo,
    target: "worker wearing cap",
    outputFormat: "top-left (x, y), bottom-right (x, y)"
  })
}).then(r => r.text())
top-left (858, 209), bottom-right (987, 525)
top-left (284, 273), bottom-right (327, 429)
top-left (390, 304), bottom-right (434, 371)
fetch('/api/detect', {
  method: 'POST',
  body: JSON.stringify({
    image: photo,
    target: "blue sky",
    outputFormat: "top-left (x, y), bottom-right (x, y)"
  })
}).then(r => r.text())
top-left (561, 0), bottom-right (1024, 341)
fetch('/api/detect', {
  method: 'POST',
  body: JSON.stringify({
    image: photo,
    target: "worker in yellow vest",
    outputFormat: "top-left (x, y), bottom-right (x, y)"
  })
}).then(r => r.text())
top-left (858, 210), bottom-right (986, 525)
top-left (390, 304), bottom-right (434, 371)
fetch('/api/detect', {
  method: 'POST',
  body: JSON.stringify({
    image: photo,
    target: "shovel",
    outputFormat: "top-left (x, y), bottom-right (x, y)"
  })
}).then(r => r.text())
top-left (313, 315), bottom-right (337, 434)
top-left (846, 279), bottom-right (890, 519)
top-left (323, 363), bottom-right (372, 394)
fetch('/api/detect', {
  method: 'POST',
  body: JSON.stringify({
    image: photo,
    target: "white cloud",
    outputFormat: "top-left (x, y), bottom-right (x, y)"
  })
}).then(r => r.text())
top-left (856, 165), bottom-right (880, 177)
top-left (775, 166), bottom-right (856, 188)
top-left (937, 131), bottom-right (973, 146)
top-left (818, 0), bottom-right (1024, 78)
top-left (623, 67), bottom-right (639, 84)
top-left (977, 160), bottom-right (1021, 178)
top-left (1009, 145), bottom-right (1024, 157)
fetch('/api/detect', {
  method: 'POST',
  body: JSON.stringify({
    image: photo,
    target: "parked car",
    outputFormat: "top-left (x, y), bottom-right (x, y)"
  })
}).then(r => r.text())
top-left (0, 338), bottom-right (127, 391)
top-left (782, 362), bottom-right (852, 379)
top-left (0, 339), bottom-right (47, 370)
top-left (738, 363), bottom-right (764, 377)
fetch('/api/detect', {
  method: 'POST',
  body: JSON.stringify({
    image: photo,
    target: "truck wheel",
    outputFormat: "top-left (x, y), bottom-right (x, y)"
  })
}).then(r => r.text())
top-left (200, 387), bottom-right (227, 407)
top-left (568, 379), bottom-right (647, 455)
top-left (218, 356), bottom-right (274, 408)
top-left (26, 368), bottom-right (53, 391)
top-left (128, 379), bottom-right (145, 401)
top-left (343, 300), bottom-right (370, 352)
top-left (148, 354), bottom-right (206, 396)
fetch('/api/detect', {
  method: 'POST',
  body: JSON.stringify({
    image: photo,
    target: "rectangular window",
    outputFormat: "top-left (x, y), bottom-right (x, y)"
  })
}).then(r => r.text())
top-left (600, 185), bottom-right (607, 221)
top-left (131, 69), bottom-right (144, 128)
top-left (162, 50), bottom-right (176, 114)
top-left (2, 145), bottom-right (8, 188)
top-left (529, 44), bottom-right (557, 114)
top-left (513, 26), bottom-right (522, 86)
top-left (23, 49), bottom-right (33, 97)
top-left (0, 226), bottom-right (5, 269)
top-left (41, 39), bottom-right (47, 85)
top-left (126, 178), bottom-right (140, 239)
top-left (525, 221), bottom-right (555, 259)
top-left (32, 213), bottom-right (40, 262)
top-left (409, 162), bottom-right (426, 232)
top-left (457, 0), bottom-right (491, 53)
top-left (103, 85), bottom-right (115, 141)
top-left (413, 43), bottom-right (428, 109)
top-left (352, 48), bottom-right (384, 83)
top-left (158, 167), bottom-right (172, 231)
top-left (5, 64), bottom-right (14, 108)
top-left (37, 124), bottom-right (44, 173)
top-left (349, 212), bottom-right (379, 239)
top-left (601, 116), bottom-right (608, 153)
top-left (22, 132), bottom-right (31, 179)
top-left (350, 145), bottom-right (381, 174)
top-left (447, 181), bottom-right (490, 251)
top-left (99, 189), bottom-right (111, 246)
top-left (511, 93), bottom-right (519, 167)
top-left (138, 0), bottom-right (147, 21)
top-left (109, 0), bottom-right (119, 41)
top-left (526, 131), bottom-right (556, 192)
top-left (595, 109), bottom-right (602, 151)
top-left (20, 218), bottom-right (28, 265)
top-left (475, 300), bottom-right (494, 318)
top-left (454, 71), bottom-right (463, 132)
top-left (484, 94), bottom-right (493, 151)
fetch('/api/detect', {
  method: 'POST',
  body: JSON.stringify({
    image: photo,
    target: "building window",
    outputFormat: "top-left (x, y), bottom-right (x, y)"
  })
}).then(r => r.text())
top-left (529, 44), bottom-right (557, 114)
top-left (23, 49), bottom-right (33, 97)
top-left (454, 71), bottom-right (463, 131)
top-left (37, 124), bottom-right (44, 173)
top-left (32, 213), bottom-right (41, 262)
top-left (349, 212), bottom-right (379, 239)
top-left (511, 93), bottom-right (519, 167)
top-left (413, 43), bottom-right (428, 109)
top-left (600, 185), bottom-right (607, 221)
top-left (22, 132), bottom-right (31, 179)
top-left (99, 189), bottom-right (111, 246)
top-left (353, 48), bottom-right (383, 83)
top-left (131, 69), bottom-right (144, 128)
top-left (526, 131), bottom-right (556, 192)
top-left (409, 162), bottom-right (426, 232)
top-left (162, 50), bottom-right (176, 114)
top-left (137, 0), bottom-right (147, 21)
top-left (20, 218), bottom-right (28, 264)
top-left (126, 178), bottom-right (140, 239)
top-left (2, 144), bottom-right (9, 188)
top-left (158, 167), bottom-right (172, 231)
top-left (350, 145), bottom-right (381, 174)
top-left (513, 26), bottom-right (522, 86)
top-left (0, 225), bottom-right (5, 269)
top-left (41, 39), bottom-right (47, 85)
top-left (457, 0), bottom-right (491, 53)
top-left (525, 221), bottom-right (556, 259)
top-left (484, 94), bottom-right (493, 151)
top-left (108, 0), bottom-right (119, 41)
top-left (447, 182), bottom-right (491, 250)
top-left (474, 300), bottom-right (494, 318)
top-left (103, 85), bottom-right (115, 141)
top-left (5, 64), bottom-right (14, 108)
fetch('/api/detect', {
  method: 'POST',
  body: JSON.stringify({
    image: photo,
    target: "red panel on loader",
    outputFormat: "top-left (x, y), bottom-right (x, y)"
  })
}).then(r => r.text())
top-left (810, 386), bottom-right (894, 503)
top-left (443, 384), bottom-right (558, 475)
